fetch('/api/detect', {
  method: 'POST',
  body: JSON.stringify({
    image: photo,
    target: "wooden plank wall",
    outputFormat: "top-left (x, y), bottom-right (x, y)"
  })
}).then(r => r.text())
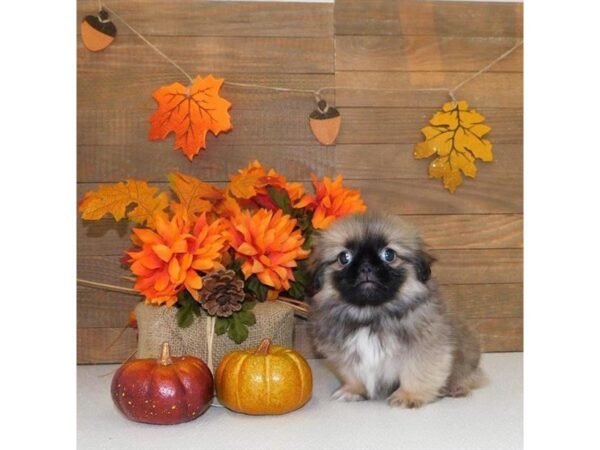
top-left (77, 0), bottom-right (523, 363)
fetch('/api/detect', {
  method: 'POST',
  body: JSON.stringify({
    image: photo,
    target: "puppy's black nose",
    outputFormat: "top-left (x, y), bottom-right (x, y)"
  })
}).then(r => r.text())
top-left (359, 263), bottom-right (374, 276)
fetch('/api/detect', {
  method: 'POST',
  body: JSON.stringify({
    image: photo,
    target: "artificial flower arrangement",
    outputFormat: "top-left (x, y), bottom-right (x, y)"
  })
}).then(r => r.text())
top-left (79, 161), bottom-right (367, 343)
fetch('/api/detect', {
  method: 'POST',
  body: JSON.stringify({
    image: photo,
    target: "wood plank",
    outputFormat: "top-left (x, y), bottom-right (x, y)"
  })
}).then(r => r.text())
top-left (78, 212), bottom-right (522, 257)
top-left (337, 107), bottom-right (522, 145)
top-left (334, 0), bottom-right (523, 37)
top-left (408, 214), bottom-right (522, 249)
top-left (77, 286), bottom-right (139, 328)
top-left (77, 249), bottom-right (521, 287)
top-left (77, 36), bottom-right (333, 75)
top-left (349, 178), bottom-right (522, 214)
top-left (336, 36), bottom-right (522, 72)
top-left (77, 175), bottom-right (522, 222)
top-left (78, 0), bottom-right (333, 37)
top-left (77, 327), bottom-right (138, 364)
top-left (79, 141), bottom-right (521, 184)
top-left (440, 283), bottom-right (522, 319)
top-left (335, 72), bottom-right (522, 108)
top-left (431, 249), bottom-right (522, 284)
top-left (78, 72), bottom-right (335, 111)
top-left (334, 143), bottom-right (522, 180)
top-left (77, 107), bottom-right (521, 149)
top-left (77, 108), bottom-right (320, 147)
top-left (77, 315), bottom-right (521, 363)
top-left (475, 317), bottom-right (523, 352)
top-left (78, 143), bottom-right (336, 184)
top-left (77, 282), bottom-right (522, 329)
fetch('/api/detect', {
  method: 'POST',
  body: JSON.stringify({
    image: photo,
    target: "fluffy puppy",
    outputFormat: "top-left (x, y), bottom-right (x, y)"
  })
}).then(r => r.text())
top-left (309, 212), bottom-right (485, 408)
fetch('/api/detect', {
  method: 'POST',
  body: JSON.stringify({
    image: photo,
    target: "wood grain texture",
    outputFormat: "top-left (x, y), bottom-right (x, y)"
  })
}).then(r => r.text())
top-left (78, 0), bottom-right (333, 38)
top-left (78, 72), bottom-right (335, 111)
top-left (77, 106), bottom-right (521, 149)
top-left (334, 0), bottom-right (523, 37)
top-left (334, 143), bottom-right (522, 179)
top-left (336, 107), bottom-right (522, 145)
top-left (335, 72), bottom-right (522, 108)
top-left (336, 36), bottom-right (522, 72)
top-left (349, 178), bottom-right (522, 214)
top-left (77, 327), bottom-right (138, 364)
top-left (78, 213), bottom-right (522, 257)
top-left (77, 0), bottom-right (523, 362)
top-left (77, 37), bottom-right (333, 75)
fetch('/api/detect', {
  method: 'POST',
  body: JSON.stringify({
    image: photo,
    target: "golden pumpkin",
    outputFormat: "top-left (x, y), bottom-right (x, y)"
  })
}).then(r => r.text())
top-left (215, 338), bottom-right (313, 415)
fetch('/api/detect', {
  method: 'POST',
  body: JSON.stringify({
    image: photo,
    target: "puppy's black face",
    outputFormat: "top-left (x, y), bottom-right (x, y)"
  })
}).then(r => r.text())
top-left (332, 234), bottom-right (406, 307)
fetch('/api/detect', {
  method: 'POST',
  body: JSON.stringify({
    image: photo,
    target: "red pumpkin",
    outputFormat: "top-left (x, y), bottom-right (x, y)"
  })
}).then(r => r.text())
top-left (111, 342), bottom-right (213, 424)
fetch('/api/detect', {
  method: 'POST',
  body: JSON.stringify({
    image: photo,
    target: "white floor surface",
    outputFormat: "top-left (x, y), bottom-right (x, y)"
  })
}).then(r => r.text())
top-left (78, 353), bottom-right (523, 450)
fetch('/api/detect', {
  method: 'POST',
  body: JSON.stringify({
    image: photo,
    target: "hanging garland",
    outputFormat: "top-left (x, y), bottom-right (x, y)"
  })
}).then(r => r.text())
top-left (81, 2), bottom-right (522, 193)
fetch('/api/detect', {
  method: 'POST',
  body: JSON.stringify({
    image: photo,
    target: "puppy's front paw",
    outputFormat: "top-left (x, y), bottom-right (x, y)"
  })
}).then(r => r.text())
top-left (331, 387), bottom-right (366, 402)
top-left (387, 388), bottom-right (432, 409)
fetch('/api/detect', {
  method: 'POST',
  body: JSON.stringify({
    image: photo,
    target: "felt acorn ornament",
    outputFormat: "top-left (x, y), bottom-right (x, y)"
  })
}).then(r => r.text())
top-left (309, 100), bottom-right (341, 146)
top-left (81, 9), bottom-right (117, 52)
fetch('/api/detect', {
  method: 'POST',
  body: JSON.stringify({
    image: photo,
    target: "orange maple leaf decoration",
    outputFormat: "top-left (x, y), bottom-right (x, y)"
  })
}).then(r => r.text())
top-left (149, 75), bottom-right (233, 161)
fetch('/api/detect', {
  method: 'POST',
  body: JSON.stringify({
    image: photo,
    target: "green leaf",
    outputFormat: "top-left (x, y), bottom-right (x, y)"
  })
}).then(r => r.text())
top-left (293, 266), bottom-right (309, 286)
top-left (288, 280), bottom-right (305, 299)
top-left (215, 317), bottom-right (230, 335)
top-left (241, 300), bottom-right (256, 311)
top-left (245, 275), bottom-right (268, 302)
top-left (227, 258), bottom-right (244, 279)
top-left (176, 303), bottom-right (195, 328)
top-left (191, 302), bottom-right (202, 317)
top-left (266, 186), bottom-right (292, 215)
top-left (236, 309), bottom-right (256, 326)
top-left (228, 315), bottom-right (249, 344)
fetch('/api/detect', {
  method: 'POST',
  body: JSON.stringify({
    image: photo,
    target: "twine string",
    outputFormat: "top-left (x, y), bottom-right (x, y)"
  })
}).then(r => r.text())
top-left (100, 3), bottom-right (194, 84)
top-left (448, 39), bottom-right (523, 99)
top-left (206, 315), bottom-right (216, 373)
top-left (97, 1), bottom-right (522, 104)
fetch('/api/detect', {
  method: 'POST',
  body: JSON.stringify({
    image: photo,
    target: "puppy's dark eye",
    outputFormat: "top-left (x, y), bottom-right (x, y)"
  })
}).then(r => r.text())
top-left (380, 247), bottom-right (396, 263)
top-left (338, 250), bottom-right (352, 266)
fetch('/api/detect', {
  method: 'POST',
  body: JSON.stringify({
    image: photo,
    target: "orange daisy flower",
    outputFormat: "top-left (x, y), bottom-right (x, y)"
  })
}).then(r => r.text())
top-left (227, 209), bottom-right (309, 292)
top-left (309, 175), bottom-right (367, 230)
top-left (127, 212), bottom-right (226, 306)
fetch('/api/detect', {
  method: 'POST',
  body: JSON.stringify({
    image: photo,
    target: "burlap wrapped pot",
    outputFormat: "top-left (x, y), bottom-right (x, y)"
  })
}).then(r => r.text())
top-left (135, 300), bottom-right (295, 368)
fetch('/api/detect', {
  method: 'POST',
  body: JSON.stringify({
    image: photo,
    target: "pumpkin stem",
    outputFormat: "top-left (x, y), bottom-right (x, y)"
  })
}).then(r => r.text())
top-left (159, 342), bottom-right (173, 365)
top-left (255, 338), bottom-right (272, 355)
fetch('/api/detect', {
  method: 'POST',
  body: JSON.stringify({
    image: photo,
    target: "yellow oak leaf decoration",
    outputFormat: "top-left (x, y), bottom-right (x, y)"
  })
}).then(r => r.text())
top-left (414, 100), bottom-right (493, 193)
top-left (78, 179), bottom-right (168, 228)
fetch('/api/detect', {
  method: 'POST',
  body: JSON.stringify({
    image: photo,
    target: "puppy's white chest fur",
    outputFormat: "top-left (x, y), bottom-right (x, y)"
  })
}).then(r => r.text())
top-left (343, 327), bottom-right (401, 399)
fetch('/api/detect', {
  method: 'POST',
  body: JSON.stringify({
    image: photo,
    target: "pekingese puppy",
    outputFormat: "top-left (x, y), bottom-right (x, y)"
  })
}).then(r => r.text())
top-left (309, 212), bottom-right (485, 408)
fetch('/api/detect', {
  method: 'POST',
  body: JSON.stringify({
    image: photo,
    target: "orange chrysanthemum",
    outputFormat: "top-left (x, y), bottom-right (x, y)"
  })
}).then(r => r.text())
top-left (308, 175), bottom-right (367, 230)
top-left (228, 160), bottom-right (311, 210)
top-left (227, 209), bottom-right (309, 292)
top-left (127, 212), bottom-right (226, 306)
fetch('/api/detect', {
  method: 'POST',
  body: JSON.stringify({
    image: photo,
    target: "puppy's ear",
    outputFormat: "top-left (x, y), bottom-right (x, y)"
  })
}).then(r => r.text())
top-left (413, 250), bottom-right (435, 283)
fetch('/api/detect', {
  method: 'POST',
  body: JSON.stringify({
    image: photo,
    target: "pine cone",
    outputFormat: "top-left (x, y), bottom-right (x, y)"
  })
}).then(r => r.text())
top-left (200, 270), bottom-right (245, 317)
